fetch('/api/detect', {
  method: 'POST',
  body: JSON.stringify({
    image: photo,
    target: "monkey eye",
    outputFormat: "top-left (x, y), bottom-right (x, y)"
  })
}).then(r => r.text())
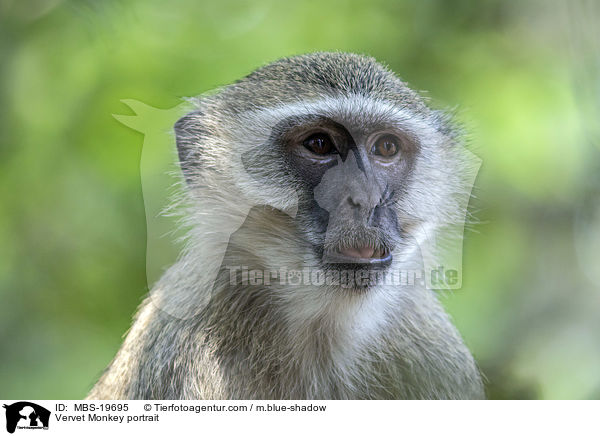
top-left (371, 135), bottom-right (400, 157)
top-left (303, 133), bottom-right (336, 155)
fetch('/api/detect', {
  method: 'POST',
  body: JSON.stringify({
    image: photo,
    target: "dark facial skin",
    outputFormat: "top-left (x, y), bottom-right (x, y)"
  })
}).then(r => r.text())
top-left (278, 115), bottom-right (418, 276)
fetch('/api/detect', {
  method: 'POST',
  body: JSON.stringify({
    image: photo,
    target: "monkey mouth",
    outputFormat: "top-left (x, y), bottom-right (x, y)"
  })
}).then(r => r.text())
top-left (324, 245), bottom-right (392, 265)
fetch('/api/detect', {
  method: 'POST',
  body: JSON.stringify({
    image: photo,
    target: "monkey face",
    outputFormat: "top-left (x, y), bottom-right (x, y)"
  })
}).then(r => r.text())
top-left (177, 68), bottom-right (469, 293)
top-left (185, 90), bottom-right (466, 293)
top-left (277, 114), bottom-right (418, 277)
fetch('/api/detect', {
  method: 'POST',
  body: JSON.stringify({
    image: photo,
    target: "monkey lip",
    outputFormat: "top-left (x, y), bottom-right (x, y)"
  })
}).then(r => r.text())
top-left (325, 246), bottom-right (392, 265)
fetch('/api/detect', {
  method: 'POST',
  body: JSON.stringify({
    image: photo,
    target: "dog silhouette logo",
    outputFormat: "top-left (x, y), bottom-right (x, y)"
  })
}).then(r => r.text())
top-left (3, 402), bottom-right (50, 434)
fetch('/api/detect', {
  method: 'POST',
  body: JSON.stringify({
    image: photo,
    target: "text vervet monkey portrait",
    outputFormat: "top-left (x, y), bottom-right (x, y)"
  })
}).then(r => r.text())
top-left (88, 52), bottom-right (484, 400)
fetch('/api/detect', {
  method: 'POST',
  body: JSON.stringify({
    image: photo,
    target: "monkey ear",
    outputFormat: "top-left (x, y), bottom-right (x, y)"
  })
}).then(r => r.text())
top-left (174, 110), bottom-right (206, 184)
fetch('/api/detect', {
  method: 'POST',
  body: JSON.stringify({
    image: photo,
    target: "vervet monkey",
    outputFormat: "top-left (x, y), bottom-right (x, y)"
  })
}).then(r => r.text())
top-left (88, 52), bottom-right (484, 400)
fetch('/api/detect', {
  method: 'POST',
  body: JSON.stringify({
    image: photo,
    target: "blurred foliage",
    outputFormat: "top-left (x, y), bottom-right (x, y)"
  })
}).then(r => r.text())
top-left (1, 0), bottom-right (599, 399)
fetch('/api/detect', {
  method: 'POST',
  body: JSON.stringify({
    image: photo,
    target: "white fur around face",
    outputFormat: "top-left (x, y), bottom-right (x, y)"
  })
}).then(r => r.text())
top-left (174, 94), bottom-right (461, 332)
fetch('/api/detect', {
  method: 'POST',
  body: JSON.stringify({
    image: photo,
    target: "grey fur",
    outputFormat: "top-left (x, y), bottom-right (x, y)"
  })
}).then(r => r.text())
top-left (88, 52), bottom-right (484, 400)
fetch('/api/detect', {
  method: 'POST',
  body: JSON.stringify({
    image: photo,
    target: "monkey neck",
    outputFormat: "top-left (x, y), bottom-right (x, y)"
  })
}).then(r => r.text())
top-left (91, 234), bottom-right (483, 399)
top-left (157, 206), bottom-right (481, 399)
top-left (125, 206), bottom-right (483, 399)
top-left (193, 253), bottom-right (478, 399)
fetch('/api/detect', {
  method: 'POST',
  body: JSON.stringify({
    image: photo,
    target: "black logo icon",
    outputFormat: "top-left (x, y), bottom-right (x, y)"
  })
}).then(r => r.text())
top-left (3, 402), bottom-right (50, 434)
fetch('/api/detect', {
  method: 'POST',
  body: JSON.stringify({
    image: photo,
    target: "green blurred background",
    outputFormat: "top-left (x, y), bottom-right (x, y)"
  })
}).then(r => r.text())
top-left (1, 0), bottom-right (599, 399)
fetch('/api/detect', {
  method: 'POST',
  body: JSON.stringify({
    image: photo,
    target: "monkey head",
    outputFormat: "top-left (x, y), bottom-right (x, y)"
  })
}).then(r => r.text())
top-left (174, 53), bottom-right (472, 292)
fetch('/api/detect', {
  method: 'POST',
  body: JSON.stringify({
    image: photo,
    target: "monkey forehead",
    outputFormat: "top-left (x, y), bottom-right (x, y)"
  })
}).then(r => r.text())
top-left (228, 94), bottom-right (444, 148)
top-left (226, 52), bottom-right (430, 114)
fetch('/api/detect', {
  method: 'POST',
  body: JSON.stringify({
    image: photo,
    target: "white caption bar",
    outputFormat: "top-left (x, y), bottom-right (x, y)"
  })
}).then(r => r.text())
top-left (0, 400), bottom-right (597, 436)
